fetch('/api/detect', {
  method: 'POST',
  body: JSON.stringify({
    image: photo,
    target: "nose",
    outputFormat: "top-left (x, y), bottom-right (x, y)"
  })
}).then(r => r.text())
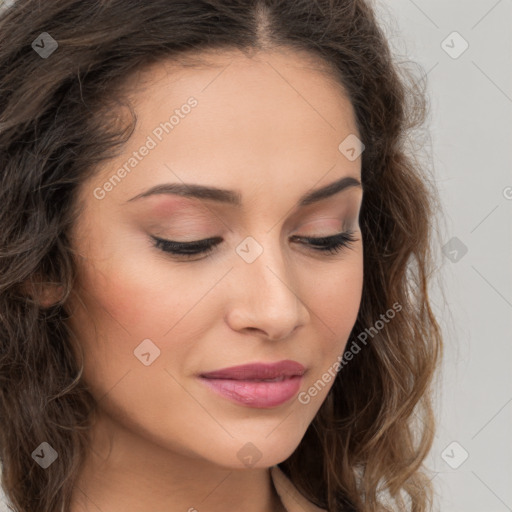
top-left (224, 240), bottom-right (310, 341)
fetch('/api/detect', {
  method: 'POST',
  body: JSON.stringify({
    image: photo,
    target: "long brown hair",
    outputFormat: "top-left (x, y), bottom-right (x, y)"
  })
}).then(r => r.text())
top-left (0, 1), bottom-right (443, 510)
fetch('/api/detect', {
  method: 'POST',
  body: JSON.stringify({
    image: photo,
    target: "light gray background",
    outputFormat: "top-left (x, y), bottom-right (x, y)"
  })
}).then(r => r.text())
top-left (374, 1), bottom-right (512, 511)
top-left (0, 1), bottom-right (511, 511)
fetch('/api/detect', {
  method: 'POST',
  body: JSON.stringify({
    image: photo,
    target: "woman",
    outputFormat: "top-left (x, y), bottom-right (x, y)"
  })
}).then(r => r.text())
top-left (0, 1), bottom-right (443, 511)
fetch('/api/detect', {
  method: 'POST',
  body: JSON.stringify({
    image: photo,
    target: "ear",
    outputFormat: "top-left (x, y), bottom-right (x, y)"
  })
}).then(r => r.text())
top-left (23, 278), bottom-right (65, 308)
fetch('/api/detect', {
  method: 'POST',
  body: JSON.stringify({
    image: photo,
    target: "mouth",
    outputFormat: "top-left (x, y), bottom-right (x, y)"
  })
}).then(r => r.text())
top-left (199, 360), bottom-right (306, 380)
top-left (198, 360), bottom-right (306, 408)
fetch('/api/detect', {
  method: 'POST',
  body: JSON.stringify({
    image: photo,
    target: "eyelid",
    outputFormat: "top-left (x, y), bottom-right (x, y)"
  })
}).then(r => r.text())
top-left (151, 229), bottom-right (358, 259)
top-left (295, 218), bottom-right (344, 235)
top-left (151, 235), bottom-right (221, 253)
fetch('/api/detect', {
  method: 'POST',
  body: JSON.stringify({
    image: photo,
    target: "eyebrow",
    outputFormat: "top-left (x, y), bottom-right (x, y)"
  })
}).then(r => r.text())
top-left (126, 175), bottom-right (362, 208)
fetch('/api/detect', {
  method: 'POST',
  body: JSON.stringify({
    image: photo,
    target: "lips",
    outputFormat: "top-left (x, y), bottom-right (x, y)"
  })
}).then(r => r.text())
top-left (198, 360), bottom-right (306, 408)
top-left (199, 360), bottom-right (306, 381)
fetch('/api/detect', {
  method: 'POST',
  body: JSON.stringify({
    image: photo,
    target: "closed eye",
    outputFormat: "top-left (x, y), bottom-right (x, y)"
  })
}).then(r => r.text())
top-left (151, 230), bottom-right (359, 260)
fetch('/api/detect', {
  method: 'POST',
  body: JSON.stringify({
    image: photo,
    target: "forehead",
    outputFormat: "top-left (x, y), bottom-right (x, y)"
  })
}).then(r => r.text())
top-left (86, 48), bottom-right (362, 212)
top-left (125, 47), bottom-right (357, 133)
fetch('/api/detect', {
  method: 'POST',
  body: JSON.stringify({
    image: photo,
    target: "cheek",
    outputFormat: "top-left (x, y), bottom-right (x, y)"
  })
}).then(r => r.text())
top-left (306, 255), bottom-right (363, 339)
top-left (68, 242), bottom-right (226, 387)
top-left (297, 256), bottom-right (363, 406)
top-left (73, 241), bottom-right (206, 339)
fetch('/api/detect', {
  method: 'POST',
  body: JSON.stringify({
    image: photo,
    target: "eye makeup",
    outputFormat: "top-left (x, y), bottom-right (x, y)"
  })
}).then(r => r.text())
top-left (150, 228), bottom-right (359, 261)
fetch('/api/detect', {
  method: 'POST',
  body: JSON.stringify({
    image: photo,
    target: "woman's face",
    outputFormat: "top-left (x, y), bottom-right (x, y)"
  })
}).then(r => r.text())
top-left (66, 49), bottom-right (364, 470)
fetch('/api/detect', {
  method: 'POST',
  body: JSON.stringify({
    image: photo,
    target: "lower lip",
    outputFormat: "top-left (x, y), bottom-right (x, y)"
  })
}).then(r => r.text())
top-left (199, 375), bottom-right (303, 408)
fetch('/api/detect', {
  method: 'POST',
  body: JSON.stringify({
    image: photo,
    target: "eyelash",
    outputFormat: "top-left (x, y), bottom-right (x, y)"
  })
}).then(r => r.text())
top-left (151, 230), bottom-right (359, 260)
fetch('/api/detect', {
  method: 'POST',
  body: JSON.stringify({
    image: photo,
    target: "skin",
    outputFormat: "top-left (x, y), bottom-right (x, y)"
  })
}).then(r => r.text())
top-left (63, 48), bottom-right (364, 512)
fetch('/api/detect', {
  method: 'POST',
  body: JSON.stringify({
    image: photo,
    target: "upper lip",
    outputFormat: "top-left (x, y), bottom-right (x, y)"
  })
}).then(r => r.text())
top-left (200, 360), bottom-right (306, 380)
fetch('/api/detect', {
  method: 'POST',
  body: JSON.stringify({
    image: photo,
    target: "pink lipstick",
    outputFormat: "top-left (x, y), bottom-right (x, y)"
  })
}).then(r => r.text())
top-left (199, 360), bottom-right (305, 408)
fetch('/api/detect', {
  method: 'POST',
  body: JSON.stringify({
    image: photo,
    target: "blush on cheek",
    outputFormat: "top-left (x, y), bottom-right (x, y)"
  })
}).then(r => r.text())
top-left (82, 259), bottom-right (205, 344)
top-left (97, 274), bottom-right (161, 333)
top-left (311, 262), bottom-right (362, 315)
top-left (73, 255), bottom-right (152, 337)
